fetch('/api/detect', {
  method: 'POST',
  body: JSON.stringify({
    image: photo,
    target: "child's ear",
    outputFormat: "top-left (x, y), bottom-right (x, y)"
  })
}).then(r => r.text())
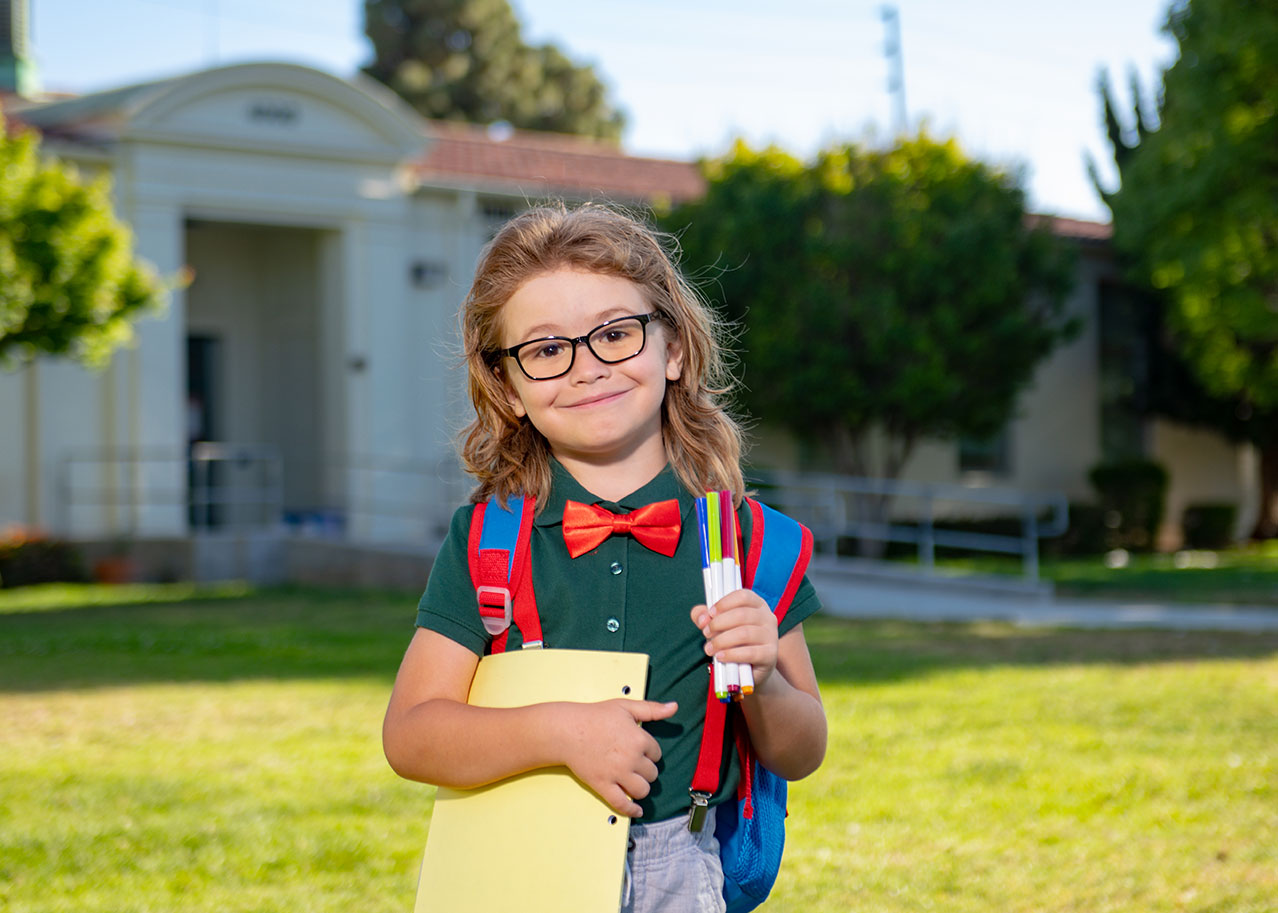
top-left (664, 333), bottom-right (684, 383)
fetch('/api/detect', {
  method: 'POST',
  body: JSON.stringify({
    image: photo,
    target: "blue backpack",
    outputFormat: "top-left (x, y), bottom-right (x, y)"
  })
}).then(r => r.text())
top-left (468, 494), bottom-right (813, 913)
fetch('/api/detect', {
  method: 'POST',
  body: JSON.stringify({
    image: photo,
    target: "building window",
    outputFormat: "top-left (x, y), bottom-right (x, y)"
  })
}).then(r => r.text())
top-left (959, 427), bottom-right (1012, 476)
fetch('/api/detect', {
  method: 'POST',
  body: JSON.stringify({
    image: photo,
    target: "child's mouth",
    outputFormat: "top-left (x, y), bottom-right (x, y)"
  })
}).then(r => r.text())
top-left (565, 389), bottom-right (627, 408)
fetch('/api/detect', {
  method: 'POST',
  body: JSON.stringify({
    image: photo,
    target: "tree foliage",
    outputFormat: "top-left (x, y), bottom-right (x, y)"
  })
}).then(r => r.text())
top-left (0, 112), bottom-right (166, 367)
top-left (362, 0), bottom-right (625, 140)
top-left (1107, 0), bottom-right (1278, 409)
top-left (1099, 0), bottom-right (1278, 536)
top-left (665, 134), bottom-right (1077, 482)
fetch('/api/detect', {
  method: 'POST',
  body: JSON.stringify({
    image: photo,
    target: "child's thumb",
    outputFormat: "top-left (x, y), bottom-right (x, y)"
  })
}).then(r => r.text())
top-left (626, 700), bottom-right (678, 722)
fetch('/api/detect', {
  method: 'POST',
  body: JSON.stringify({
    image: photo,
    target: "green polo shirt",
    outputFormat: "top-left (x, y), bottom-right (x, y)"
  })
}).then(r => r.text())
top-left (416, 461), bottom-right (821, 822)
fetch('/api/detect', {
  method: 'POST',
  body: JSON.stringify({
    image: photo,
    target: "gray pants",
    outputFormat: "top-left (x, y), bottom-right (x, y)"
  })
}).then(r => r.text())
top-left (621, 806), bottom-right (726, 913)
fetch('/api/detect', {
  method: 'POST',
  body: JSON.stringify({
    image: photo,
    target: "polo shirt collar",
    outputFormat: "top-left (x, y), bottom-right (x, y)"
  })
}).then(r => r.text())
top-left (536, 459), bottom-right (696, 527)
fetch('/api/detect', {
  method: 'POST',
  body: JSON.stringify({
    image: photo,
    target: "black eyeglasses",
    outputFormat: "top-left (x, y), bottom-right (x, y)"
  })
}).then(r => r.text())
top-left (500, 313), bottom-right (663, 381)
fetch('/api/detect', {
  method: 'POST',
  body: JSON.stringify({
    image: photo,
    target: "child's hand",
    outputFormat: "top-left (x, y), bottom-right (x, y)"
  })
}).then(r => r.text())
top-left (691, 589), bottom-right (780, 691)
top-left (556, 699), bottom-right (678, 818)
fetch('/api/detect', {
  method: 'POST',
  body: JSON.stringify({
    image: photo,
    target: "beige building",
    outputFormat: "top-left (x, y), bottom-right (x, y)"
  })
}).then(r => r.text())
top-left (0, 59), bottom-right (1257, 578)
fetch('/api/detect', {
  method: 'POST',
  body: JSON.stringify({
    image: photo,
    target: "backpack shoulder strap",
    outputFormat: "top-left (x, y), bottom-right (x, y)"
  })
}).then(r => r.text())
top-left (741, 497), bottom-right (814, 624)
top-left (466, 495), bottom-right (544, 654)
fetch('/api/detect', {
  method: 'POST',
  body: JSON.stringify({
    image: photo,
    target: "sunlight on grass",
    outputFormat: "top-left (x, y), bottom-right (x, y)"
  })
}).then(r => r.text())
top-left (0, 582), bottom-right (255, 614)
top-left (0, 680), bottom-right (428, 913)
top-left (1, 589), bottom-right (1276, 912)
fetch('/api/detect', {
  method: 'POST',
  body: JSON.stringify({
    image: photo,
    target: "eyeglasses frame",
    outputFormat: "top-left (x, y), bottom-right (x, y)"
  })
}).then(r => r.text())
top-left (499, 312), bottom-right (663, 381)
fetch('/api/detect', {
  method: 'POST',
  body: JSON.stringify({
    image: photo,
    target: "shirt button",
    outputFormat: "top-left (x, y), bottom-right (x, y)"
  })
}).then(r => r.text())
top-left (609, 562), bottom-right (623, 575)
top-left (606, 617), bottom-right (620, 633)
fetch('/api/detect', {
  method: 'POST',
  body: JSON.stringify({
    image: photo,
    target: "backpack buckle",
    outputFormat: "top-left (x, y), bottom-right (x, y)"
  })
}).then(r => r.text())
top-left (476, 585), bottom-right (513, 635)
top-left (687, 790), bottom-right (711, 832)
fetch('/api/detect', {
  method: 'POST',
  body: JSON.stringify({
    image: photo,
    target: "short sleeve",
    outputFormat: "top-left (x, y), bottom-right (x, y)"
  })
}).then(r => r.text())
top-left (415, 503), bottom-right (488, 657)
top-left (778, 576), bottom-right (821, 636)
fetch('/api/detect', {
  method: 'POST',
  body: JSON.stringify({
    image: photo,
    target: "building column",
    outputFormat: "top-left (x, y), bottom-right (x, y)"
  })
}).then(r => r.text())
top-left (125, 200), bottom-right (188, 536)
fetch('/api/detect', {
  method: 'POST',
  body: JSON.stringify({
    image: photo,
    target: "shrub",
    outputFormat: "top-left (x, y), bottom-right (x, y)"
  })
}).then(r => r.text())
top-left (1181, 502), bottom-right (1237, 550)
top-left (1088, 459), bottom-right (1169, 551)
top-left (1044, 502), bottom-right (1110, 557)
top-left (0, 527), bottom-right (89, 588)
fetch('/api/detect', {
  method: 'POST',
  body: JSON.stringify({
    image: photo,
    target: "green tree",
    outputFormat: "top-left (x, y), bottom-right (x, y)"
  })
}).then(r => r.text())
top-left (0, 111), bottom-right (166, 366)
top-left (666, 134), bottom-right (1076, 499)
top-left (362, 0), bottom-right (626, 140)
top-left (1102, 0), bottom-right (1278, 537)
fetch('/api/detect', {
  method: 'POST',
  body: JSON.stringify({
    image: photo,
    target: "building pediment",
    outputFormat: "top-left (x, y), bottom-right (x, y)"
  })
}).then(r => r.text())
top-left (16, 62), bottom-right (425, 165)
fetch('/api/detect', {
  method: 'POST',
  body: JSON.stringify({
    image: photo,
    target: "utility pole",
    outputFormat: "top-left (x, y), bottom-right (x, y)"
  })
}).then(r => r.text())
top-left (206, 0), bottom-right (220, 65)
top-left (0, 0), bottom-right (38, 95)
top-left (880, 5), bottom-right (908, 136)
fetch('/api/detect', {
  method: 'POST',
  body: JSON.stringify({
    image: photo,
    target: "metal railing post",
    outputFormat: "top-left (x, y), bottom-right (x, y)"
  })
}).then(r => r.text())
top-left (1023, 500), bottom-right (1040, 582)
top-left (920, 486), bottom-right (935, 572)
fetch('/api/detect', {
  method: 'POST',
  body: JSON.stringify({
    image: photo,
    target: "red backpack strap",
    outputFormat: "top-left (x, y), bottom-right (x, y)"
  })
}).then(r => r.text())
top-left (466, 495), bottom-right (544, 654)
top-left (688, 498), bottom-right (812, 830)
top-left (688, 672), bottom-right (729, 830)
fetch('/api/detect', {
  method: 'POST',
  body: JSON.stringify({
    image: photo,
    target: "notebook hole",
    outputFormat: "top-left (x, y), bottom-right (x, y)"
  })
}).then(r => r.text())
top-left (608, 815), bottom-right (618, 825)
top-left (621, 685), bottom-right (631, 695)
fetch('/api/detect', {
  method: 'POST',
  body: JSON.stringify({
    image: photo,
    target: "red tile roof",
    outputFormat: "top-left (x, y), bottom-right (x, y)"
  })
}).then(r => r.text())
top-left (411, 120), bottom-right (707, 205)
top-left (1028, 213), bottom-right (1113, 243)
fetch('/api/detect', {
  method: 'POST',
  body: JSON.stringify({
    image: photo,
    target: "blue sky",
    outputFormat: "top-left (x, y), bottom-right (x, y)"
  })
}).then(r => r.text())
top-left (30, 0), bottom-right (1177, 221)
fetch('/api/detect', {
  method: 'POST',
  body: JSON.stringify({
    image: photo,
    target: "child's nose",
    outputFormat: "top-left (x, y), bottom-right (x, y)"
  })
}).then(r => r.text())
top-left (568, 340), bottom-right (610, 380)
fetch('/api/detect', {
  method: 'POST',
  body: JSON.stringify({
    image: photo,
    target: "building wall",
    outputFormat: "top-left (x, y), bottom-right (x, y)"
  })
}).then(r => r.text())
top-left (1151, 419), bottom-right (1256, 547)
top-left (998, 247), bottom-right (1108, 501)
top-left (0, 64), bottom-right (435, 540)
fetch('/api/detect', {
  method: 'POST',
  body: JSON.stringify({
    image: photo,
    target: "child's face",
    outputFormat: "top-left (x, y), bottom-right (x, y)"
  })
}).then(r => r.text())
top-left (499, 267), bottom-right (683, 472)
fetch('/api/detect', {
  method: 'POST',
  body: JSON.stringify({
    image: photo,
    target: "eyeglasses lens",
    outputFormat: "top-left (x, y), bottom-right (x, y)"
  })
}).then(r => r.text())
top-left (517, 317), bottom-right (647, 380)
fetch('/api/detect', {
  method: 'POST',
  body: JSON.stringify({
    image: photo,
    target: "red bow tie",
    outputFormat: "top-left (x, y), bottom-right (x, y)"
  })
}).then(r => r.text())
top-left (562, 499), bottom-right (682, 558)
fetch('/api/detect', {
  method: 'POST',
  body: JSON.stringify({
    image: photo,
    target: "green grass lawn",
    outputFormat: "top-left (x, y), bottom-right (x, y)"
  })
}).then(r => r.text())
top-left (2, 584), bottom-right (1275, 912)
top-left (931, 539), bottom-right (1278, 606)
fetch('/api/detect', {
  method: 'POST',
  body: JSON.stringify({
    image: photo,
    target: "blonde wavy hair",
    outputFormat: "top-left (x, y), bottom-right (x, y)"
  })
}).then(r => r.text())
top-left (460, 202), bottom-right (745, 507)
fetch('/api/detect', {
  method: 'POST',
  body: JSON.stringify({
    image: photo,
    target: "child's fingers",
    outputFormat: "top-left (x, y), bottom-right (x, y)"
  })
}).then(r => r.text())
top-left (707, 639), bottom-right (773, 666)
top-left (692, 590), bottom-right (767, 634)
top-left (621, 769), bottom-right (655, 801)
top-left (705, 603), bottom-right (777, 641)
top-left (712, 588), bottom-right (769, 613)
top-left (603, 785), bottom-right (644, 819)
top-left (623, 700), bottom-right (678, 724)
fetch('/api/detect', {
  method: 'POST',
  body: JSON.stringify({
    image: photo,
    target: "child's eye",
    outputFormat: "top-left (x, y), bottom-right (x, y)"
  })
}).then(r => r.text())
top-left (529, 340), bottom-right (566, 360)
top-left (596, 326), bottom-right (635, 346)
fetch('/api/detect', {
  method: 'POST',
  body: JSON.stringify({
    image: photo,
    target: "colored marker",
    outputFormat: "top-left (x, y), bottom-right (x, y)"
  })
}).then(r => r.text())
top-left (718, 490), bottom-right (741, 699)
top-left (720, 491), bottom-right (754, 696)
top-left (698, 496), bottom-right (728, 701)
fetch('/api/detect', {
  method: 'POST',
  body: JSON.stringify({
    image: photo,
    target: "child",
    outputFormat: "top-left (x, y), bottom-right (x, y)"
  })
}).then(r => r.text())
top-left (383, 202), bottom-right (827, 913)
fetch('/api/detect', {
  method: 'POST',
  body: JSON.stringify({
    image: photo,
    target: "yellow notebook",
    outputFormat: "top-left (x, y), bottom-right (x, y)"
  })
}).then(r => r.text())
top-left (414, 648), bottom-right (650, 913)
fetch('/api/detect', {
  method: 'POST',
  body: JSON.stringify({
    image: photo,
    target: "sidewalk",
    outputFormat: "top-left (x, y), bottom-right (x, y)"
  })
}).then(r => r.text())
top-left (810, 568), bottom-right (1278, 632)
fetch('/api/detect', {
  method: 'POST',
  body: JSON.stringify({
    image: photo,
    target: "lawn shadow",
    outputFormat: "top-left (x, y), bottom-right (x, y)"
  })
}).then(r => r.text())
top-left (3, 587), bottom-right (1278, 693)
top-left (0, 585), bottom-right (421, 693)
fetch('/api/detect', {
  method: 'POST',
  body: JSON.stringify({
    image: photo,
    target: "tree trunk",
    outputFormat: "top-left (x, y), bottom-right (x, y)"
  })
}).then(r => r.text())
top-left (1251, 441), bottom-right (1278, 539)
top-left (826, 425), bottom-right (917, 559)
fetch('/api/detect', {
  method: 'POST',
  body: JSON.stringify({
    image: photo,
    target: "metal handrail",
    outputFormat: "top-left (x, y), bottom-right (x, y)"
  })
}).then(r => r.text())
top-left (56, 446), bottom-right (465, 542)
top-left (751, 469), bottom-right (1069, 582)
top-left (59, 444), bottom-right (285, 534)
top-left (57, 447), bottom-right (1067, 582)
